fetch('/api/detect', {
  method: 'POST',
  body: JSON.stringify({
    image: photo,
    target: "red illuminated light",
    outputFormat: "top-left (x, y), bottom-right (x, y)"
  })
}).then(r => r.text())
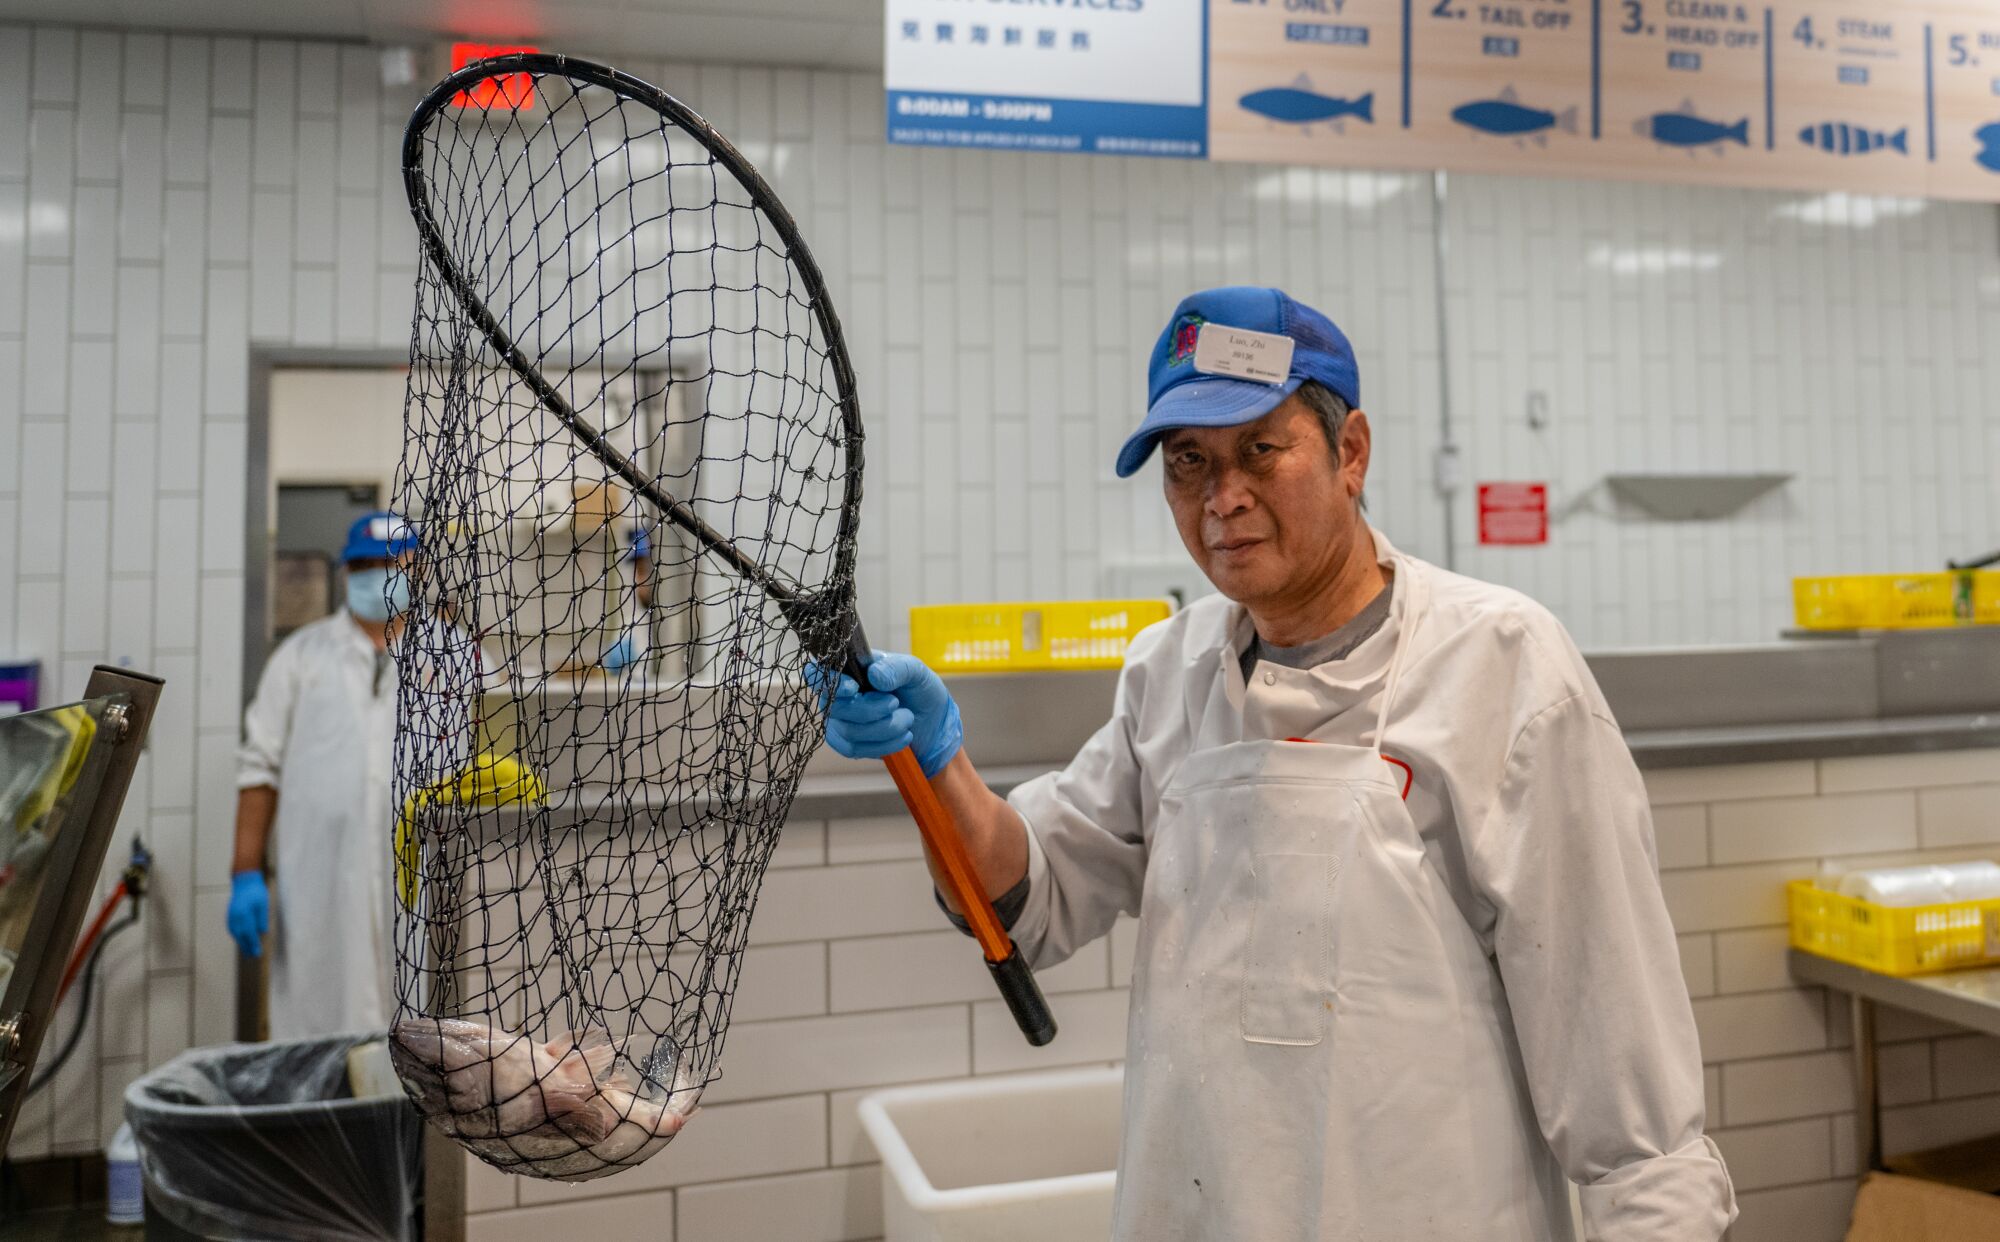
top-left (450, 42), bottom-right (539, 109)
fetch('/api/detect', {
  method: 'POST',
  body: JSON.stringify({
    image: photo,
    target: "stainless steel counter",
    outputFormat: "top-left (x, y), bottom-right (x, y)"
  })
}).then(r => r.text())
top-left (793, 762), bottom-right (1061, 821)
top-left (791, 628), bottom-right (2000, 819)
top-left (1623, 711), bottom-right (2000, 768)
top-left (1568, 626), bottom-right (2000, 767)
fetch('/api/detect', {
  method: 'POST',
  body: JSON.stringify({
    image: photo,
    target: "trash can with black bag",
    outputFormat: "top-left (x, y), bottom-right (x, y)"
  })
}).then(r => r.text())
top-left (124, 1033), bottom-right (421, 1241)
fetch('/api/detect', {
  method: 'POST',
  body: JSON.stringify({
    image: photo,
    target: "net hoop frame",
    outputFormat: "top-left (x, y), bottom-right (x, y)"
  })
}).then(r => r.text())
top-left (400, 51), bottom-right (866, 624)
top-left (395, 56), bottom-right (1059, 1096)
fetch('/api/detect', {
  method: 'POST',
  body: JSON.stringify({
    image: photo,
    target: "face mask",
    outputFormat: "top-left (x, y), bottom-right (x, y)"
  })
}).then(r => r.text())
top-left (346, 567), bottom-right (410, 622)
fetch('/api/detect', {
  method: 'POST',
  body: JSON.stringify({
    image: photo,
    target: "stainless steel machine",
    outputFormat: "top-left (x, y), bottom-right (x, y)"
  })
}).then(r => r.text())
top-left (0, 665), bottom-right (162, 1155)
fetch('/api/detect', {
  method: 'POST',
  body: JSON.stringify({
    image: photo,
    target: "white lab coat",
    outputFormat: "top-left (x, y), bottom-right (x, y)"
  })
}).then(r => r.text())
top-left (236, 611), bottom-right (408, 1039)
top-left (1003, 528), bottom-right (1735, 1241)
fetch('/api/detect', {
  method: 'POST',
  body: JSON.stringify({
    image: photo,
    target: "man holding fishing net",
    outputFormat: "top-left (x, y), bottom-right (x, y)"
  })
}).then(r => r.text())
top-left (823, 286), bottom-right (1736, 1241)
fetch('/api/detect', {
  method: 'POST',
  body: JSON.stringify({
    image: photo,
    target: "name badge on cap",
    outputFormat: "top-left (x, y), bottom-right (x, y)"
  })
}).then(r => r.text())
top-left (1193, 324), bottom-right (1295, 385)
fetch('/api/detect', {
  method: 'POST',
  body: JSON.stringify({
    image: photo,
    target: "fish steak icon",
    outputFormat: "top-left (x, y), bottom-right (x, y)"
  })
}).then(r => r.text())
top-left (1798, 122), bottom-right (1907, 156)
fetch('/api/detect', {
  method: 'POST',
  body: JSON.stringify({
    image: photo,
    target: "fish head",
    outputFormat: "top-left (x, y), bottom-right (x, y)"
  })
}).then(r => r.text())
top-left (392, 1016), bottom-right (505, 1069)
top-left (388, 1021), bottom-right (464, 1116)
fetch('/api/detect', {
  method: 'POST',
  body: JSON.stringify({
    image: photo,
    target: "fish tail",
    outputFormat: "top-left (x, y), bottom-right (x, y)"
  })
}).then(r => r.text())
top-left (1726, 118), bottom-right (1750, 146)
top-left (1354, 92), bottom-right (1374, 124)
top-left (1890, 128), bottom-right (1908, 154)
top-left (549, 1028), bottom-right (625, 1084)
top-left (1555, 105), bottom-right (1578, 136)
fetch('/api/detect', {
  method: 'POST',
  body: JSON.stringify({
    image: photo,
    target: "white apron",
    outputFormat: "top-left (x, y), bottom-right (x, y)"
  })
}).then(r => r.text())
top-left (268, 632), bottom-right (396, 1040)
top-left (1113, 568), bottom-right (1574, 1240)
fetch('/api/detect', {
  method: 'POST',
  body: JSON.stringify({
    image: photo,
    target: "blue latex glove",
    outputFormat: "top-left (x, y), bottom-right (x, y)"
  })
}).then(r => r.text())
top-left (227, 871), bottom-right (269, 958)
top-left (819, 652), bottom-right (963, 778)
top-left (602, 630), bottom-right (637, 670)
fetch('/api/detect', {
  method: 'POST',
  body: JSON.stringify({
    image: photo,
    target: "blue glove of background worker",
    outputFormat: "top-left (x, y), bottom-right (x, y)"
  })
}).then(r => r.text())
top-left (819, 652), bottom-right (963, 779)
top-left (602, 630), bottom-right (638, 670)
top-left (227, 870), bottom-right (269, 958)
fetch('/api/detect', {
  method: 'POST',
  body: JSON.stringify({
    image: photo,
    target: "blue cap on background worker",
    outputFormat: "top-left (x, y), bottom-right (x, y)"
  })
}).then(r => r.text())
top-left (338, 511), bottom-right (418, 621)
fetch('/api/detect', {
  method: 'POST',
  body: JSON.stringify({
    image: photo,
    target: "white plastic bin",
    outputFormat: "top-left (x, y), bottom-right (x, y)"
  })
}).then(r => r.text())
top-left (859, 1066), bottom-right (1122, 1242)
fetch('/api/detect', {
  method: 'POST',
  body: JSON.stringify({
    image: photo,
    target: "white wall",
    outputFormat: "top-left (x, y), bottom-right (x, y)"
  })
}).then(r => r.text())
top-left (2, 17), bottom-right (1997, 1224)
top-left (267, 366), bottom-right (408, 509)
top-left (1443, 178), bottom-right (2000, 646)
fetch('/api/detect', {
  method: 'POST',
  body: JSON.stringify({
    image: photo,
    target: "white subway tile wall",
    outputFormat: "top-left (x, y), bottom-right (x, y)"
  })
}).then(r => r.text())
top-left (1878, 1041), bottom-right (1936, 1109)
top-left (1652, 802), bottom-right (1710, 870)
top-left (4, 23), bottom-right (1998, 1242)
top-left (1933, 1034), bottom-right (2000, 1100)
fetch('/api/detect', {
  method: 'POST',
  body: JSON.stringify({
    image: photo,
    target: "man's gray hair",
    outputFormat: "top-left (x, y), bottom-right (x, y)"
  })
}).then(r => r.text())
top-left (1294, 380), bottom-right (1364, 509)
top-left (1295, 380), bottom-right (1349, 454)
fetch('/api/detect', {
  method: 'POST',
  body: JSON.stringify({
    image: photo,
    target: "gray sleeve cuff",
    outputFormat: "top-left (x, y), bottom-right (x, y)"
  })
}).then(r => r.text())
top-left (935, 872), bottom-right (1031, 935)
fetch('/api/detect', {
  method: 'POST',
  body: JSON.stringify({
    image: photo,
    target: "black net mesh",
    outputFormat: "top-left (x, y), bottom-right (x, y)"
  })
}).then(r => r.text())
top-left (387, 59), bottom-right (860, 1181)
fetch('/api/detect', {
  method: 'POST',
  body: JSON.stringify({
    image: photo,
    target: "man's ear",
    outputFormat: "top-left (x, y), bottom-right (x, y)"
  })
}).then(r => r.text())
top-left (1340, 409), bottom-right (1372, 498)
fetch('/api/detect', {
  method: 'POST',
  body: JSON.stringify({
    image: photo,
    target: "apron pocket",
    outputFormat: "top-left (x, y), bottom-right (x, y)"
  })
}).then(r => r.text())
top-left (1240, 851), bottom-right (1338, 1045)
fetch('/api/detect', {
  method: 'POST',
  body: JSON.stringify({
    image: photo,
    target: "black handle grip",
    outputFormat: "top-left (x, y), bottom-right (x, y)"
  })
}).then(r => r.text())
top-left (987, 947), bottom-right (1058, 1046)
top-left (842, 613), bottom-right (876, 681)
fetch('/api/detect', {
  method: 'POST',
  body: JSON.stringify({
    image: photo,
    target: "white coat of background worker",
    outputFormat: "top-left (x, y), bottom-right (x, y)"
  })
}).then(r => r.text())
top-left (227, 511), bottom-right (416, 1038)
top-left (823, 287), bottom-right (1736, 1240)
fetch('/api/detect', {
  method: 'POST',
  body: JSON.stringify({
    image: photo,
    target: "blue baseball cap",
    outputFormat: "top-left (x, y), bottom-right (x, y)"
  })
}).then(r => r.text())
top-left (1115, 286), bottom-right (1360, 478)
top-left (340, 511), bottom-right (417, 564)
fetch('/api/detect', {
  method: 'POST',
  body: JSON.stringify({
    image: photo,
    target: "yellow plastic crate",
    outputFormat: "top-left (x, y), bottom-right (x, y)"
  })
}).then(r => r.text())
top-left (1792, 572), bottom-right (2000, 630)
top-left (1787, 879), bottom-right (2000, 976)
top-left (910, 599), bottom-right (1173, 674)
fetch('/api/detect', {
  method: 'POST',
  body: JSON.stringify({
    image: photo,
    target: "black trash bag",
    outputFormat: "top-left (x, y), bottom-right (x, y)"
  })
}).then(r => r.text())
top-left (125, 1034), bottom-right (421, 1241)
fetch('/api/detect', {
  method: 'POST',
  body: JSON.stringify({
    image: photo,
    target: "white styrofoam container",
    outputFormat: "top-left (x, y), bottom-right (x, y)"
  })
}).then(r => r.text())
top-left (860, 1064), bottom-right (1590, 1237)
top-left (859, 1066), bottom-right (1123, 1242)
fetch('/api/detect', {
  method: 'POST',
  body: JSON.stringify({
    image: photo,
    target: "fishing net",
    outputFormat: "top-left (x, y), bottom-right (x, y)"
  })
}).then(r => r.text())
top-left (387, 55), bottom-right (862, 1181)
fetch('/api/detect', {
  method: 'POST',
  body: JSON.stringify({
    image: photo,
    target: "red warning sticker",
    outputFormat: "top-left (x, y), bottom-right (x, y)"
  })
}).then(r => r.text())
top-left (1478, 483), bottom-right (1547, 547)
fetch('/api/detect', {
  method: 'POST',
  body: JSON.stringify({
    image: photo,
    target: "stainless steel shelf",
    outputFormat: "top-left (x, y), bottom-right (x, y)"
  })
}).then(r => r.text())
top-left (1791, 949), bottom-right (2000, 1179)
top-left (1789, 950), bottom-right (2000, 1039)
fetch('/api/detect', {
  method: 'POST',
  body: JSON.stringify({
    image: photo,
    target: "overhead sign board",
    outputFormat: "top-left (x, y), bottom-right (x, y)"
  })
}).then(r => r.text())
top-left (883, 0), bottom-right (1208, 156)
top-left (885, 1), bottom-right (2000, 201)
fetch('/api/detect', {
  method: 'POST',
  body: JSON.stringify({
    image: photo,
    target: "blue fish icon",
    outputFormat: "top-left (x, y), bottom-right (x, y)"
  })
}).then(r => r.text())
top-left (1239, 77), bottom-right (1374, 128)
top-left (1976, 122), bottom-right (2000, 174)
top-left (1640, 102), bottom-right (1750, 149)
top-left (1451, 87), bottom-right (1578, 142)
top-left (1798, 122), bottom-right (1907, 156)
